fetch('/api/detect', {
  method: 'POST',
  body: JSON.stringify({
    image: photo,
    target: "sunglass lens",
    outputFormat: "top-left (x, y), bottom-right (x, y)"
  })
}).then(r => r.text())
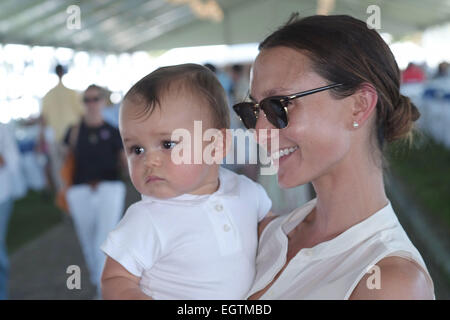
top-left (233, 103), bottom-right (257, 129)
top-left (83, 97), bottom-right (100, 103)
top-left (262, 99), bottom-right (288, 129)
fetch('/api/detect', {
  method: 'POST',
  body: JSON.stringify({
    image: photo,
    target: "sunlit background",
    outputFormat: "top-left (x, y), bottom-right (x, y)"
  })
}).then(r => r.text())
top-left (1, 24), bottom-right (450, 123)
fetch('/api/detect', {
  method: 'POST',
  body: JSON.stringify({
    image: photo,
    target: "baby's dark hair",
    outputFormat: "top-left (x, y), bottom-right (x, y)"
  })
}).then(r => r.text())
top-left (123, 63), bottom-right (230, 129)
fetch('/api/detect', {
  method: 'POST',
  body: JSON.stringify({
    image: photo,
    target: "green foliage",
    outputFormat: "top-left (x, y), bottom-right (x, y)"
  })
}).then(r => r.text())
top-left (387, 133), bottom-right (450, 227)
top-left (6, 190), bottom-right (63, 254)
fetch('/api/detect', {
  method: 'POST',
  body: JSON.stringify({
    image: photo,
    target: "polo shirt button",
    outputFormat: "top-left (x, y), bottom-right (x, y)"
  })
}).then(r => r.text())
top-left (223, 224), bottom-right (231, 232)
top-left (215, 204), bottom-right (223, 212)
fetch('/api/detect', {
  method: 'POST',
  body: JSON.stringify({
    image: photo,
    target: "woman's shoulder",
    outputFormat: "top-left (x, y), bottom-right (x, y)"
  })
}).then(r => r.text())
top-left (346, 203), bottom-right (435, 299)
top-left (349, 256), bottom-right (435, 299)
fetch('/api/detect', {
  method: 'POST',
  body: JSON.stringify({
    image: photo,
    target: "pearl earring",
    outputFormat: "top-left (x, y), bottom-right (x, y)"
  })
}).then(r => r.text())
top-left (353, 121), bottom-right (359, 128)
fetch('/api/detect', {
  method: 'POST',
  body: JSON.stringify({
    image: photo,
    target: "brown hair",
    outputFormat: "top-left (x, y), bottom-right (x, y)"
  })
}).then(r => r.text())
top-left (259, 14), bottom-right (420, 149)
top-left (123, 63), bottom-right (230, 129)
top-left (84, 84), bottom-right (106, 99)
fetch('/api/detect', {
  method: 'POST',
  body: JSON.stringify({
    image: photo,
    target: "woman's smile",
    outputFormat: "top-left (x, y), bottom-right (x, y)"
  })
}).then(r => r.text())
top-left (271, 145), bottom-right (299, 161)
top-left (278, 146), bottom-right (299, 166)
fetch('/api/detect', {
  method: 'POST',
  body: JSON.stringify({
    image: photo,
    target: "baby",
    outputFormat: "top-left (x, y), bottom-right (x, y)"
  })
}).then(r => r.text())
top-left (100, 64), bottom-right (272, 299)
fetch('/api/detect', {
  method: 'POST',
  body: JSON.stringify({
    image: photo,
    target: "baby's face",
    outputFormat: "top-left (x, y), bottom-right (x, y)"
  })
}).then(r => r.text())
top-left (120, 91), bottom-right (221, 199)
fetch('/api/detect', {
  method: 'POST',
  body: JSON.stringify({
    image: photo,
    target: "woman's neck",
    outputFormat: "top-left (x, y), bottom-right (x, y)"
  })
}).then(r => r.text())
top-left (308, 150), bottom-right (388, 241)
top-left (84, 113), bottom-right (104, 127)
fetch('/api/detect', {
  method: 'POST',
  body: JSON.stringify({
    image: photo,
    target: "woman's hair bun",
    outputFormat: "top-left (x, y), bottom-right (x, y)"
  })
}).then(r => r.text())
top-left (384, 95), bottom-right (420, 143)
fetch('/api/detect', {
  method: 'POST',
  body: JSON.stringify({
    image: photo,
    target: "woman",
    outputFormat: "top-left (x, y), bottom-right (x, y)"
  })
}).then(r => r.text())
top-left (233, 14), bottom-right (435, 299)
top-left (63, 84), bottom-right (126, 297)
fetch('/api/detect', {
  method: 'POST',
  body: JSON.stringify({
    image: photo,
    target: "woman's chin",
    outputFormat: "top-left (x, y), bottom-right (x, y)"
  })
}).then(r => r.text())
top-left (277, 171), bottom-right (309, 189)
top-left (277, 175), bottom-right (297, 189)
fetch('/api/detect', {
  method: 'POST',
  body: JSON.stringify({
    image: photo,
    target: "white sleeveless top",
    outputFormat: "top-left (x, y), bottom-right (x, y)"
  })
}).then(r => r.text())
top-left (247, 198), bottom-right (435, 299)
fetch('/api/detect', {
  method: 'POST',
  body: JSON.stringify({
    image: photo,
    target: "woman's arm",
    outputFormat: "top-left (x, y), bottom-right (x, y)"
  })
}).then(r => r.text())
top-left (349, 256), bottom-right (434, 300)
top-left (101, 256), bottom-right (152, 300)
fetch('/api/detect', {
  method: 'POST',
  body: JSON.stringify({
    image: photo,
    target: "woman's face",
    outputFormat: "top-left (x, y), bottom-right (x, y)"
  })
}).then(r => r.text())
top-left (251, 46), bottom-right (354, 188)
top-left (83, 88), bottom-right (105, 114)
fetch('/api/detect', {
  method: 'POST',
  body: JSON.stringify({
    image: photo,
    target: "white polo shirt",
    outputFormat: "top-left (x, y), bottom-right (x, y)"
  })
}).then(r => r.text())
top-left (101, 167), bottom-right (272, 299)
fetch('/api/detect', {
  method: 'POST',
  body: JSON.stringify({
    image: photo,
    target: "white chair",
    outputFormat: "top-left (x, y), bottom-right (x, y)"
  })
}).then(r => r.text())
top-left (21, 151), bottom-right (46, 191)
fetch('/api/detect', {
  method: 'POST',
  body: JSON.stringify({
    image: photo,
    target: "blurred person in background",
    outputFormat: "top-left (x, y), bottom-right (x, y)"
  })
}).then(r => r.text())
top-left (401, 62), bottom-right (426, 84)
top-left (63, 84), bottom-right (127, 297)
top-left (204, 63), bottom-right (233, 104)
top-left (39, 64), bottom-right (85, 191)
top-left (433, 61), bottom-right (449, 79)
top-left (102, 102), bottom-right (120, 129)
top-left (101, 88), bottom-right (120, 129)
top-left (230, 64), bottom-right (250, 105)
top-left (0, 123), bottom-right (23, 300)
top-left (227, 64), bottom-right (249, 130)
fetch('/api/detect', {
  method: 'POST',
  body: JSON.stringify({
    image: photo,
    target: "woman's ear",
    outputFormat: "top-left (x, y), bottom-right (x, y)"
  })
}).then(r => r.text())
top-left (351, 83), bottom-right (378, 128)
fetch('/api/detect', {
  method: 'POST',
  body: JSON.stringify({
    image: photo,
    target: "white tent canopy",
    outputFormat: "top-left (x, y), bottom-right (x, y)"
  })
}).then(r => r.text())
top-left (0, 0), bottom-right (449, 52)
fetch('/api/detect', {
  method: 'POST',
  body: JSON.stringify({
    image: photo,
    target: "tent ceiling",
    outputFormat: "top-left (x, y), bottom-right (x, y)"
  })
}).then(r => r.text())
top-left (0, 0), bottom-right (449, 53)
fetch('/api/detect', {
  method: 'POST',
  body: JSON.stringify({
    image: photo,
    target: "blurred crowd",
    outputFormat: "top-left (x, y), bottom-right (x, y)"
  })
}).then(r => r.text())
top-left (400, 61), bottom-right (450, 147)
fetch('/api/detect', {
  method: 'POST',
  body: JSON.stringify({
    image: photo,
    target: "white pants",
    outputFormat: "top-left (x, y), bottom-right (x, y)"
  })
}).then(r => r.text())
top-left (21, 152), bottom-right (46, 191)
top-left (67, 180), bottom-right (125, 290)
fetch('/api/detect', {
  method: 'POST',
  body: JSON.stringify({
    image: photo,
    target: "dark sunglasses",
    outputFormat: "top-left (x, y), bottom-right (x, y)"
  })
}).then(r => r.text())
top-left (83, 96), bottom-right (101, 104)
top-left (233, 83), bottom-right (343, 129)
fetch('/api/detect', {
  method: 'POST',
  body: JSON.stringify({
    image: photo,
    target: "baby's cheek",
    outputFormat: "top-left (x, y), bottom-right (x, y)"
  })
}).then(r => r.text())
top-left (167, 163), bottom-right (203, 190)
top-left (169, 162), bottom-right (193, 181)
